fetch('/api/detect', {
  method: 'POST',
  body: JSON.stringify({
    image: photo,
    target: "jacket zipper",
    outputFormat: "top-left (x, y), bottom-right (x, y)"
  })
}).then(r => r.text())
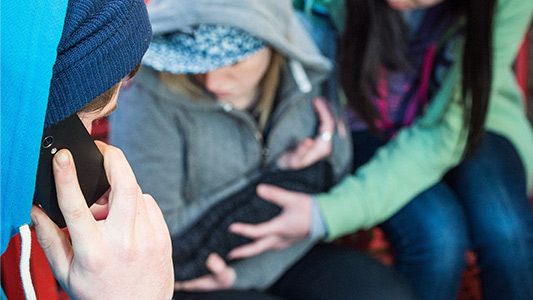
top-left (218, 101), bottom-right (270, 170)
top-left (254, 130), bottom-right (270, 169)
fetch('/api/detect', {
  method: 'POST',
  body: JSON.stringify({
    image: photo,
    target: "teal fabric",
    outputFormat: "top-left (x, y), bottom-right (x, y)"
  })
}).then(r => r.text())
top-left (1, 0), bottom-right (68, 254)
top-left (292, 0), bottom-right (346, 31)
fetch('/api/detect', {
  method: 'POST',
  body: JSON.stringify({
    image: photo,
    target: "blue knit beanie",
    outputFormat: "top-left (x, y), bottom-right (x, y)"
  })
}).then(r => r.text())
top-left (45, 0), bottom-right (152, 127)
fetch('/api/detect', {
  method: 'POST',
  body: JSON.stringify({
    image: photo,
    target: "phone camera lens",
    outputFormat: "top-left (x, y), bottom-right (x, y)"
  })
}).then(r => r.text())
top-left (43, 136), bottom-right (54, 148)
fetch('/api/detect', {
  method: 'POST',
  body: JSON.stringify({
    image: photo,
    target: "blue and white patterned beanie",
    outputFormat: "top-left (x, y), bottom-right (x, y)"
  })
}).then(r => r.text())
top-left (143, 24), bottom-right (266, 74)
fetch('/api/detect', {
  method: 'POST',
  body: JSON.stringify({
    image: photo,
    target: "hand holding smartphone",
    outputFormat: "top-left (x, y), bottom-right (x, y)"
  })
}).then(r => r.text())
top-left (33, 114), bottom-right (110, 228)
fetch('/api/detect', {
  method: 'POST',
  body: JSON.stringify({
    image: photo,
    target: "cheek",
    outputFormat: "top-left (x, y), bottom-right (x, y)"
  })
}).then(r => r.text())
top-left (240, 58), bottom-right (270, 93)
top-left (76, 112), bottom-right (95, 132)
top-left (239, 70), bottom-right (264, 94)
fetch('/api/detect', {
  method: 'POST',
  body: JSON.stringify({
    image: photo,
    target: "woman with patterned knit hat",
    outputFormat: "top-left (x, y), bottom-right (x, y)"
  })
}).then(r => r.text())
top-left (110, 0), bottom-right (418, 299)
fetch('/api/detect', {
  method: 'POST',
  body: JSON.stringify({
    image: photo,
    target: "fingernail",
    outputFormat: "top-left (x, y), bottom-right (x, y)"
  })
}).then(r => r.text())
top-left (257, 184), bottom-right (267, 194)
top-left (55, 151), bottom-right (70, 169)
top-left (31, 212), bottom-right (39, 226)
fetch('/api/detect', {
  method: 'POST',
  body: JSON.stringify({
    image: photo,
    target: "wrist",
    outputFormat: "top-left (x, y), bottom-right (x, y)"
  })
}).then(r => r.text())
top-left (309, 195), bottom-right (327, 240)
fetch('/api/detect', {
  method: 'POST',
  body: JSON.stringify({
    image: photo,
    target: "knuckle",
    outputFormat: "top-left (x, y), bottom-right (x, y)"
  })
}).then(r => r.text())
top-left (142, 194), bottom-right (157, 209)
top-left (276, 242), bottom-right (289, 250)
top-left (243, 247), bottom-right (257, 257)
top-left (274, 244), bottom-right (286, 250)
top-left (143, 193), bottom-right (155, 202)
top-left (111, 232), bottom-right (136, 253)
top-left (82, 252), bottom-right (106, 271)
top-left (121, 183), bottom-right (141, 199)
top-left (36, 234), bottom-right (59, 252)
top-left (64, 205), bottom-right (88, 222)
top-left (54, 166), bottom-right (77, 186)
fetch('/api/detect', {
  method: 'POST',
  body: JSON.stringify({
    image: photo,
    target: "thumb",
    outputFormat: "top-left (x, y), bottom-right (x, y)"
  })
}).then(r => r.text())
top-left (205, 253), bottom-right (228, 275)
top-left (53, 149), bottom-right (98, 247)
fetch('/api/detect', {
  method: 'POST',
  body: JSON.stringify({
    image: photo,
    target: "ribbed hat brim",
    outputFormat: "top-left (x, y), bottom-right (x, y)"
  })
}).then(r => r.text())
top-left (46, 0), bottom-right (152, 127)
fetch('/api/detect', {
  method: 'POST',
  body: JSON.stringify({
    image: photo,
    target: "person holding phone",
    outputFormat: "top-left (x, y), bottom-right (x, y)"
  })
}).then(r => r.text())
top-left (2, 0), bottom-right (174, 298)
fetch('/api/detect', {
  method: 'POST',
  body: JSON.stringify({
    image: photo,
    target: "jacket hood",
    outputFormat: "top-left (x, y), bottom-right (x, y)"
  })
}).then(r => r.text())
top-left (146, 0), bottom-right (331, 73)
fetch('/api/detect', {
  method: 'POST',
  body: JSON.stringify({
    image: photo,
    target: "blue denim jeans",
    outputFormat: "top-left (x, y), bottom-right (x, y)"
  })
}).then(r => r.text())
top-left (352, 131), bottom-right (533, 300)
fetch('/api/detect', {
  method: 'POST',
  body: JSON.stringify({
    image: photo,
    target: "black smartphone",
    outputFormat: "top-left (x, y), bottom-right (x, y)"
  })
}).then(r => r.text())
top-left (33, 113), bottom-right (110, 228)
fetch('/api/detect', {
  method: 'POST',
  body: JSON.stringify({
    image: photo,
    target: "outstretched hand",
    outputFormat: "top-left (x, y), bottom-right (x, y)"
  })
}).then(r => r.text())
top-left (277, 97), bottom-right (334, 170)
top-left (31, 143), bottom-right (174, 300)
top-left (174, 253), bottom-right (236, 291)
top-left (227, 184), bottom-right (313, 260)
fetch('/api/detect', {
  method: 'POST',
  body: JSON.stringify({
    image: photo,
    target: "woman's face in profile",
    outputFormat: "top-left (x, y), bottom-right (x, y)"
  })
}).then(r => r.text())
top-left (195, 47), bottom-right (272, 110)
top-left (386, 0), bottom-right (444, 10)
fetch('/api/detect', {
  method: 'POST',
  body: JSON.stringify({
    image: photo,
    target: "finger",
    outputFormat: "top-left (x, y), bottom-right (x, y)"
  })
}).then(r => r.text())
top-left (205, 253), bottom-right (228, 275)
top-left (299, 139), bottom-right (331, 167)
top-left (131, 191), bottom-right (151, 239)
top-left (277, 138), bottom-right (313, 170)
top-left (143, 194), bottom-right (172, 244)
top-left (296, 140), bottom-right (322, 167)
top-left (31, 205), bottom-right (73, 282)
top-left (313, 97), bottom-right (335, 135)
top-left (227, 235), bottom-right (282, 259)
top-left (53, 149), bottom-right (99, 245)
top-left (99, 144), bottom-right (141, 230)
top-left (179, 253), bottom-right (234, 291)
top-left (177, 275), bottom-right (218, 291)
top-left (94, 140), bottom-right (107, 150)
top-left (228, 219), bottom-right (281, 240)
top-left (291, 139), bottom-right (314, 168)
top-left (277, 152), bottom-right (291, 169)
top-left (136, 194), bottom-right (172, 257)
top-left (294, 139), bottom-right (314, 155)
top-left (256, 184), bottom-right (298, 207)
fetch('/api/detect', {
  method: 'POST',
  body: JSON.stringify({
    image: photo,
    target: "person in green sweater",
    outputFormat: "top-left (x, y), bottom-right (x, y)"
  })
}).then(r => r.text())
top-left (229, 0), bottom-right (533, 299)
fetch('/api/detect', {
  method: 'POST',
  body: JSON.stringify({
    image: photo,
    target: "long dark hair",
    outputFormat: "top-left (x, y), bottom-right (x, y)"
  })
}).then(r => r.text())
top-left (339, 0), bottom-right (496, 155)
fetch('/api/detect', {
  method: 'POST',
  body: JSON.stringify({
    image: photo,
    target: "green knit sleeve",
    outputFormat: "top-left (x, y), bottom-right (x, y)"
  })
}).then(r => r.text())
top-left (316, 40), bottom-right (467, 239)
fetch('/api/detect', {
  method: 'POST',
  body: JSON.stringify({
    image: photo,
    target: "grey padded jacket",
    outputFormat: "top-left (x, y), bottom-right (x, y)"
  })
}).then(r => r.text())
top-left (110, 0), bottom-right (352, 290)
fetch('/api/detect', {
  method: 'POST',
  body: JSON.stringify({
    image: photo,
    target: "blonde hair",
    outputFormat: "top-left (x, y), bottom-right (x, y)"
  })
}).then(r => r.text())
top-left (160, 49), bottom-right (284, 131)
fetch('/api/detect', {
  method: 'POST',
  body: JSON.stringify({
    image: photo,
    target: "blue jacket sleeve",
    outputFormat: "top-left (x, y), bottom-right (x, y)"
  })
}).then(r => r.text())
top-left (1, 0), bottom-right (68, 254)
